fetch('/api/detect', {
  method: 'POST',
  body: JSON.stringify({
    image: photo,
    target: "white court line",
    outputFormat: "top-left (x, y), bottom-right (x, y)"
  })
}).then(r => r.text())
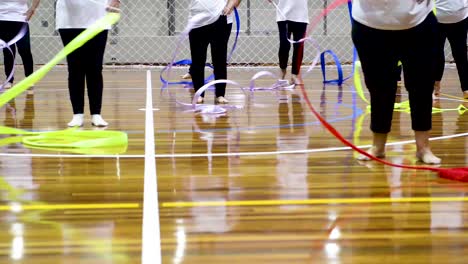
top-left (141, 70), bottom-right (162, 264)
top-left (0, 132), bottom-right (466, 159)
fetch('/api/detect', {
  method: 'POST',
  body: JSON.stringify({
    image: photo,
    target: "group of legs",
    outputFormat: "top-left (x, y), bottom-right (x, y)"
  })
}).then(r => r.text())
top-left (182, 19), bottom-right (307, 100)
top-left (1, 23), bottom-right (108, 127)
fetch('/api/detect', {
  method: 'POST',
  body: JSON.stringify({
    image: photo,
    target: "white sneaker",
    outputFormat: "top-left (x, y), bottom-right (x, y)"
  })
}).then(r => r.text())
top-left (275, 79), bottom-right (290, 87)
top-left (68, 114), bottom-right (84, 127)
top-left (215, 96), bottom-right (229, 104)
top-left (4, 82), bottom-right (12, 89)
top-left (91, 114), bottom-right (108, 127)
top-left (181, 73), bottom-right (192, 80)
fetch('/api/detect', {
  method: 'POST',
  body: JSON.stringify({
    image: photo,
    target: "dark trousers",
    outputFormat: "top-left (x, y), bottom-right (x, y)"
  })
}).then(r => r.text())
top-left (277, 21), bottom-right (307, 75)
top-left (435, 17), bottom-right (468, 92)
top-left (189, 16), bottom-right (232, 97)
top-left (0, 21), bottom-right (34, 82)
top-left (352, 13), bottom-right (438, 133)
top-left (59, 29), bottom-right (108, 115)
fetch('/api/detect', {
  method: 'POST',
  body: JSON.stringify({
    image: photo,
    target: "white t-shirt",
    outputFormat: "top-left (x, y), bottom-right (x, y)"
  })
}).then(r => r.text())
top-left (189, 0), bottom-right (233, 29)
top-left (435, 0), bottom-right (468, 24)
top-left (352, 0), bottom-right (434, 30)
top-left (56, 0), bottom-right (110, 29)
top-left (0, 0), bottom-right (28, 22)
top-left (276, 0), bottom-right (309, 24)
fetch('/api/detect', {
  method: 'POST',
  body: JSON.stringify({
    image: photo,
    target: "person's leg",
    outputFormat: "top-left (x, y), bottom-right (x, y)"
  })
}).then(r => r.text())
top-left (434, 22), bottom-right (448, 97)
top-left (277, 21), bottom-right (290, 79)
top-left (352, 19), bottom-right (399, 160)
top-left (84, 30), bottom-right (108, 126)
top-left (16, 24), bottom-right (34, 77)
top-left (445, 17), bottom-right (468, 98)
top-left (189, 25), bottom-right (210, 101)
top-left (59, 29), bottom-right (86, 126)
top-left (401, 13), bottom-right (440, 164)
top-left (211, 16), bottom-right (232, 101)
top-left (290, 21), bottom-right (307, 84)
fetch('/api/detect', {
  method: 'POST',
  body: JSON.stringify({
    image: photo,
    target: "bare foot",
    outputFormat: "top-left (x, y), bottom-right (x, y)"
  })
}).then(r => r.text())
top-left (463, 90), bottom-right (468, 100)
top-left (433, 81), bottom-right (441, 98)
top-left (357, 146), bottom-right (386, 161)
top-left (416, 148), bottom-right (441, 164)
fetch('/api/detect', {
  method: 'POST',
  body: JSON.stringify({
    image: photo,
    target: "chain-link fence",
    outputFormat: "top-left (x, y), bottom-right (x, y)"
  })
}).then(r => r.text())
top-left (12, 1), bottom-right (456, 66)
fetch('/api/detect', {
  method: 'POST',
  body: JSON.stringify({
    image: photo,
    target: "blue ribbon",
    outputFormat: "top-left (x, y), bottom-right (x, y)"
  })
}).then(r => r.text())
top-left (320, 0), bottom-right (356, 86)
top-left (160, 8), bottom-right (241, 86)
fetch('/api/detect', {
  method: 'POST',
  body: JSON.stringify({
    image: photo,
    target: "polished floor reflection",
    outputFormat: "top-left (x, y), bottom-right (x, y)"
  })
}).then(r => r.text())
top-left (0, 68), bottom-right (467, 263)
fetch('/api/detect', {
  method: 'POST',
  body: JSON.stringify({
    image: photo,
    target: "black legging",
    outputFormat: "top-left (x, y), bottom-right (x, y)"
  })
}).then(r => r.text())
top-left (59, 29), bottom-right (108, 115)
top-left (189, 16), bottom-right (232, 97)
top-left (435, 17), bottom-right (468, 92)
top-left (277, 20), bottom-right (307, 75)
top-left (352, 13), bottom-right (438, 133)
top-left (0, 21), bottom-right (34, 83)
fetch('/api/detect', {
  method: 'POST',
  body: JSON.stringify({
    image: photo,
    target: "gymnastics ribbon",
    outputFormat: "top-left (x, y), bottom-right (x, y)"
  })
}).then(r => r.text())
top-left (0, 13), bottom-right (128, 153)
top-left (320, 0), bottom-right (357, 85)
top-left (160, 8), bottom-right (241, 86)
top-left (0, 24), bottom-right (28, 90)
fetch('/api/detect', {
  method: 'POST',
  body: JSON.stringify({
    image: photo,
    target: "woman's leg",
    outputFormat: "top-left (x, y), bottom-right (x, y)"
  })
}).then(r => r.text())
top-left (289, 21), bottom-right (307, 77)
top-left (211, 16), bottom-right (232, 99)
top-left (16, 24), bottom-right (34, 78)
top-left (277, 21), bottom-right (290, 79)
top-left (434, 22), bottom-right (448, 97)
top-left (401, 13), bottom-right (440, 164)
top-left (84, 30), bottom-right (108, 116)
top-left (59, 29), bottom-right (86, 115)
top-left (445, 18), bottom-right (468, 96)
top-left (189, 25), bottom-right (210, 99)
top-left (352, 19), bottom-right (400, 159)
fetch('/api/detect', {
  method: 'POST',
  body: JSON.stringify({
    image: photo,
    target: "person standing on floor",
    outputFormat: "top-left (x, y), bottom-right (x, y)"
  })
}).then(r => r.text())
top-left (0, 0), bottom-right (41, 91)
top-left (268, 0), bottom-right (309, 85)
top-left (55, 0), bottom-right (120, 127)
top-left (433, 0), bottom-right (468, 99)
top-left (189, 0), bottom-right (241, 104)
top-left (352, 0), bottom-right (441, 164)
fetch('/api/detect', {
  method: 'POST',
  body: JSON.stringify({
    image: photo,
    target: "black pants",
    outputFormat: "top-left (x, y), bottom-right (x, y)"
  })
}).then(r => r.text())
top-left (435, 17), bottom-right (468, 92)
top-left (352, 13), bottom-right (438, 133)
top-left (0, 21), bottom-right (34, 82)
top-left (189, 16), bottom-right (232, 97)
top-left (277, 21), bottom-right (307, 75)
top-left (59, 29), bottom-right (108, 115)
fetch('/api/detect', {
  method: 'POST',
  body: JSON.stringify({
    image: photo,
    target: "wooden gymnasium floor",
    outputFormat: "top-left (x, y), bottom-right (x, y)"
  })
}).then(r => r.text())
top-left (0, 66), bottom-right (467, 264)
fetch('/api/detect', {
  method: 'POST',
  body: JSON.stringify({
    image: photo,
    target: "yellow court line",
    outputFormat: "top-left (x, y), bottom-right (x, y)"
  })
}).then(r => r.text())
top-left (162, 197), bottom-right (468, 208)
top-left (0, 203), bottom-right (140, 211)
